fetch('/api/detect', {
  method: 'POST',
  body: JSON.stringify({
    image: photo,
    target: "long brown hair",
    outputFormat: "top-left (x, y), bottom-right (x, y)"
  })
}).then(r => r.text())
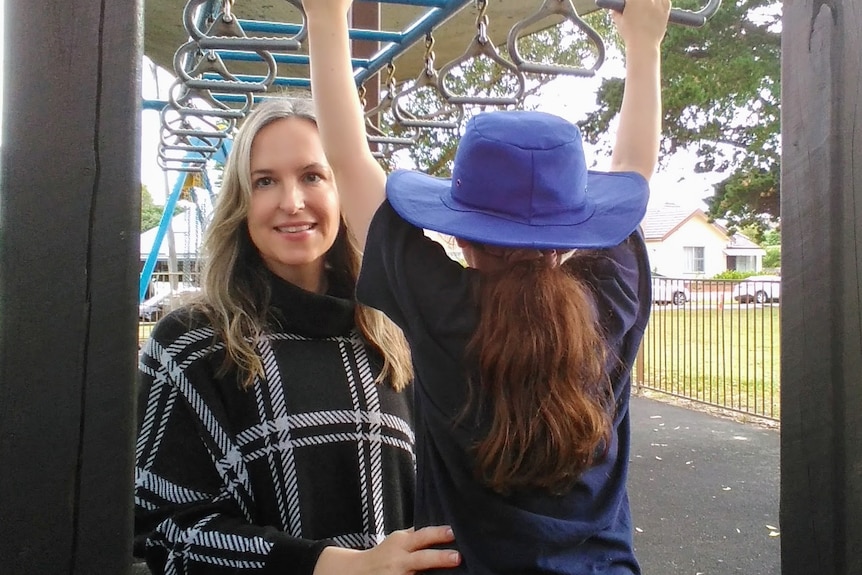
top-left (465, 246), bottom-right (613, 495)
top-left (199, 97), bottom-right (412, 390)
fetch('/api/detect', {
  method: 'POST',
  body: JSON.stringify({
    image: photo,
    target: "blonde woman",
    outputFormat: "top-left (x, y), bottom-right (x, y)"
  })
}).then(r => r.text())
top-left (305, 0), bottom-right (670, 572)
top-left (134, 98), bottom-right (459, 575)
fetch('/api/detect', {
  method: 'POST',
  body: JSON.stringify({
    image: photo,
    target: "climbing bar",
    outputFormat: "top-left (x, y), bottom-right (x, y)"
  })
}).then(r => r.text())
top-left (239, 20), bottom-right (405, 43)
top-left (198, 73), bottom-right (312, 88)
top-left (214, 51), bottom-right (371, 70)
top-left (507, 0), bottom-right (606, 77)
top-left (366, 0), bottom-right (454, 7)
top-left (595, 0), bottom-right (723, 27)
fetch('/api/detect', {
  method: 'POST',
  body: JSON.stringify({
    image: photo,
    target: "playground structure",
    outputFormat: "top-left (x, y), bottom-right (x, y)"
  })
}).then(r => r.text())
top-left (138, 0), bottom-right (722, 302)
top-left (0, 0), bottom-right (859, 573)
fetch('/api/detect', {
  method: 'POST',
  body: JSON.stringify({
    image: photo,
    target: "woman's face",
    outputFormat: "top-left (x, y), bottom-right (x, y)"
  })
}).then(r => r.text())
top-left (246, 117), bottom-right (340, 293)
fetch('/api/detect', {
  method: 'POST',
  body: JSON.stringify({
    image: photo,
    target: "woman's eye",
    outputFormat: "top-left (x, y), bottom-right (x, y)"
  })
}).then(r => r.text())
top-left (304, 173), bottom-right (323, 184)
top-left (254, 177), bottom-right (273, 188)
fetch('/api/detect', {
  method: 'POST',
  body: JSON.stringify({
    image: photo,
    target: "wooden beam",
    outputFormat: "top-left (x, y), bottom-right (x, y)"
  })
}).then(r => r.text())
top-left (780, 1), bottom-right (862, 573)
top-left (0, 1), bottom-right (143, 573)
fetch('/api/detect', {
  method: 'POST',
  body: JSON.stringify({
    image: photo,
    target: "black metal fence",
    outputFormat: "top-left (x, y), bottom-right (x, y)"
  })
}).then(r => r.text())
top-left (636, 277), bottom-right (781, 421)
top-left (137, 276), bottom-right (782, 421)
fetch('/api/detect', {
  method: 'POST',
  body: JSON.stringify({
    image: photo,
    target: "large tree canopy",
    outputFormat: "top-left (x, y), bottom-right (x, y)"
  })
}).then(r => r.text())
top-left (579, 0), bottom-right (781, 232)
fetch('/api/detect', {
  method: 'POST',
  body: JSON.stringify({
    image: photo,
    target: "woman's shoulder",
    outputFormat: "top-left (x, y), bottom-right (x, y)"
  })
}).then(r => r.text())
top-left (147, 304), bottom-right (217, 349)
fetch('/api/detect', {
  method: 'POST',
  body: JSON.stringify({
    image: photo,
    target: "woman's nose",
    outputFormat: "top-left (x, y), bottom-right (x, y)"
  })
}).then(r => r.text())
top-left (279, 183), bottom-right (305, 213)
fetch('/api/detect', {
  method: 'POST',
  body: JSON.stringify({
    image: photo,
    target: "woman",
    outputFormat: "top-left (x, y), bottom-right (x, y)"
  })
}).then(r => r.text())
top-left (134, 98), bottom-right (459, 575)
top-left (304, 0), bottom-right (670, 573)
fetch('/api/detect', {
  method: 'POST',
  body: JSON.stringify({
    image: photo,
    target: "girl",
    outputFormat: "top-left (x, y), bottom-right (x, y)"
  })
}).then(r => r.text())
top-left (304, 0), bottom-right (670, 572)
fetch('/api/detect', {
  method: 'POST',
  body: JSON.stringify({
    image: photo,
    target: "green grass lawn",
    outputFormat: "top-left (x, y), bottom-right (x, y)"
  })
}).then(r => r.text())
top-left (638, 305), bottom-right (781, 420)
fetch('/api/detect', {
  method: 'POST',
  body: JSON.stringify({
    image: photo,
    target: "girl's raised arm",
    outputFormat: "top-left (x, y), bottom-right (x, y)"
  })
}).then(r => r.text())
top-left (304, 0), bottom-right (387, 247)
top-left (609, 0), bottom-right (671, 181)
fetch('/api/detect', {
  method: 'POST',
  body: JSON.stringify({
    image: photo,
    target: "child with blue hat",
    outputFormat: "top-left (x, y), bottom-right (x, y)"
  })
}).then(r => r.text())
top-left (303, 0), bottom-right (671, 573)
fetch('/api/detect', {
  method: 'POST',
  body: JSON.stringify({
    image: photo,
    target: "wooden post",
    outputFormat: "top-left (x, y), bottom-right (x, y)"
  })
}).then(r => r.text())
top-left (0, 1), bottom-right (143, 573)
top-left (780, 1), bottom-right (862, 574)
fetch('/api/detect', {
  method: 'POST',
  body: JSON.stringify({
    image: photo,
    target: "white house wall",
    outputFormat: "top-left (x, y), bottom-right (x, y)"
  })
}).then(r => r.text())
top-left (645, 215), bottom-right (730, 278)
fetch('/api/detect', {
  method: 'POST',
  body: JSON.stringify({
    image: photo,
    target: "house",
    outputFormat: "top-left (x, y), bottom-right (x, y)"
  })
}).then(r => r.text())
top-left (642, 203), bottom-right (765, 277)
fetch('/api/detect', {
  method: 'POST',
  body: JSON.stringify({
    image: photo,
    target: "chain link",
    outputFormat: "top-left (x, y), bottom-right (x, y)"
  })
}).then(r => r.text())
top-left (222, 0), bottom-right (235, 22)
top-left (423, 33), bottom-right (436, 75)
top-left (475, 0), bottom-right (489, 44)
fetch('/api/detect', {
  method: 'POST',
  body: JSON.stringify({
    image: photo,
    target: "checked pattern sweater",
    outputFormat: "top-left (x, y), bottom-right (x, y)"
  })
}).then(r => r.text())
top-left (134, 274), bottom-right (416, 575)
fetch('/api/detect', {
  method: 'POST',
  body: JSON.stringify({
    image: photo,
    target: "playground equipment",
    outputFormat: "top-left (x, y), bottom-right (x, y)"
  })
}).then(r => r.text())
top-left (16, 2), bottom-right (861, 575)
top-left (140, 0), bottom-right (722, 302)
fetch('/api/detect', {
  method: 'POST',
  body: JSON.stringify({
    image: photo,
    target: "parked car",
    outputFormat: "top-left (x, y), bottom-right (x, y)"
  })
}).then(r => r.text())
top-left (732, 275), bottom-right (781, 304)
top-left (651, 273), bottom-right (690, 306)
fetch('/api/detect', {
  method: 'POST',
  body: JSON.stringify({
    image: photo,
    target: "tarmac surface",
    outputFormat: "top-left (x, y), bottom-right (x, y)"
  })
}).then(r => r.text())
top-left (628, 395), bottom-right (781, 575)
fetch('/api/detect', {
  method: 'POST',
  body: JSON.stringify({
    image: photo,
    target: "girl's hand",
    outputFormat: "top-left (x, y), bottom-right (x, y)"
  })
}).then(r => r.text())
top-left (313, 525), bottom-right (461, 575)
top-left (613, 0), bottom-right (672, 49)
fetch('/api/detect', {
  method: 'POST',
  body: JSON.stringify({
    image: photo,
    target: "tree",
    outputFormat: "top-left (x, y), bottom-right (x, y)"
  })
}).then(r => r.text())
top-left (140, 185), bottom-right (164, 232)
top-left (579, 0), bottom-right (781, 234)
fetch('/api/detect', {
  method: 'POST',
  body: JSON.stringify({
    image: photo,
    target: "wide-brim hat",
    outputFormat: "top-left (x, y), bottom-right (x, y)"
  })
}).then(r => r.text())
top-left (385, 110), bottom-right (649, 250)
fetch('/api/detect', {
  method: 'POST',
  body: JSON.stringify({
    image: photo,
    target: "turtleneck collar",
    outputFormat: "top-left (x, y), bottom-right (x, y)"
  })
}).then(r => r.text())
top-left (267, 269), bottom-right (356, 338)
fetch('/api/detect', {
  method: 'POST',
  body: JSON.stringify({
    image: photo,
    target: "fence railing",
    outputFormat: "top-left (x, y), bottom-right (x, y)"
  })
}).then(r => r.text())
top-left (136, 275), bottom-right (782, 421)
top-left (636, 277), bottom-right (781, 421)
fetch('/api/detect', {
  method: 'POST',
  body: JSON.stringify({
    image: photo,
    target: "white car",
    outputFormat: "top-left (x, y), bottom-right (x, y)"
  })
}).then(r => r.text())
top-left (732, 275), bottom-right (781, 304)
top-left (651, 273), bottom-right (690, 306)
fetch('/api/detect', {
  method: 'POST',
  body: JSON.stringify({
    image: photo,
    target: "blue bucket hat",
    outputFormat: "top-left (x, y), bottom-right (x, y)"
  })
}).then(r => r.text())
top-left (385, 110), bottom-right (649, 250)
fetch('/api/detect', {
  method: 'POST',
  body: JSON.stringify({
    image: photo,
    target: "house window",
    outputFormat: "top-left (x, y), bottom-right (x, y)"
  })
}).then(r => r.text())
top-left (735, 255), bottom-right (757, 272)
top-left (683, 246), bottom-right (705, 273)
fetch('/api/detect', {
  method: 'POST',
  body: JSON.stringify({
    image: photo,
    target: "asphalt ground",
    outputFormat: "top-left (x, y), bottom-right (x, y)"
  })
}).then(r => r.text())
top-left (628, 395), bottom-right (781, 575)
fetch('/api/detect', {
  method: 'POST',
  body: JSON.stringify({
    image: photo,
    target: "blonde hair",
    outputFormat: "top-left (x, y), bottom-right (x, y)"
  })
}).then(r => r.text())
top-left (198, 97), bottom-right (413, 390)
top-left (464, 244), bottom-right (613, 494)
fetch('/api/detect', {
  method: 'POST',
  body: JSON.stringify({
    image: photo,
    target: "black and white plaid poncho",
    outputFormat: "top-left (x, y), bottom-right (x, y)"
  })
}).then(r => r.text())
top-left (134, 273), bottom-right (416, 575)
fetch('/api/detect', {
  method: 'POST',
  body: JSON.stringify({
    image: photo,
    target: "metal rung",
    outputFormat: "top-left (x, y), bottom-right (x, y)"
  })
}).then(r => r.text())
top-left (184, 78), bottom-right (272, 93)
top-left (215, 50), bottom-right (371, 69)
top-left (197, 36), bottom-right (303, 52)
top-left (201, 73), bottom-right (311, 89)
top-left (238, 20), bottom-right (405, 43)
top-left (362, 0), bottom-right (453, 7)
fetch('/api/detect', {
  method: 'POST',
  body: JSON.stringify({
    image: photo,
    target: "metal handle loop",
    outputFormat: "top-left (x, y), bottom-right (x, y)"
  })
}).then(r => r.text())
top-left (168, 79), bottom-right (252, 119)
top-left (174, 41), bottom-right (277, 94)
top-left (506, 0), bottom-right (606, 77)
top-left (595, 0), bottom-right (723, 27)
top-left (436, 35), bottom-right (526, 106)
top-left (183, 0), bottom-right (303, 49)
top-left (364, 87), bottom-right (419, 146)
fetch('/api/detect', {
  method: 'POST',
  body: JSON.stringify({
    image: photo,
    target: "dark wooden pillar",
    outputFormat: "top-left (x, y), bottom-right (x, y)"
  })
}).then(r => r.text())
top-left (780, 1), bottom-right (862, 574)
top-left (0, 1), bottom-right (143, 573)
